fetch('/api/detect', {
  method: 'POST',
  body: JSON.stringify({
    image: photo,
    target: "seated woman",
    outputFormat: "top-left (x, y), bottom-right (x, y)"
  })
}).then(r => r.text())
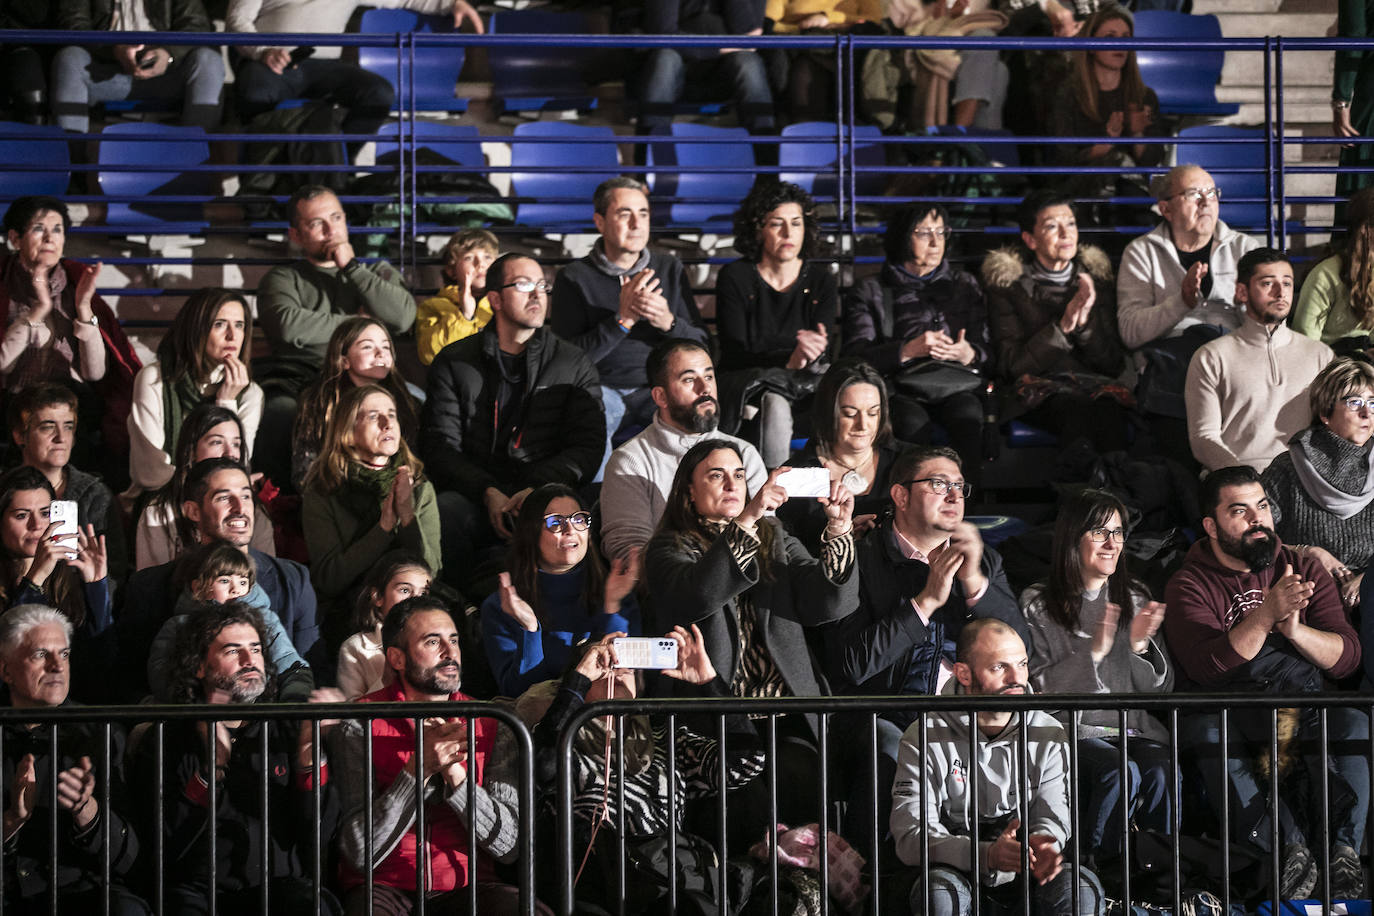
top-left (778, 358), bottom-right (903, 548)
top-left (525, 626), bottom-right (765, 915)
top-left (336, 551), bottom-right (433, 700)
top-left (133, 404), bottom-right (275, 570)
top-left (291, 316), bottom-right (419, 490)
top-left (0, 465), bottom-right (112, 700)
top-left (415, 228), bottom-right (498, 366)
top-left (645, 438), bottom-right (857, 836)
top-left (715, 181), bottom-right (836, 468)
top-left (1263, 357), bottom-right (1374, 607)
top-left (842, 203), bottom-right (990, 472)
top-left (983, 188), bottom-right (1133, 453)
top-left (127, 288), bottom-right (263, 499)
top-left (1048, 6), bottom-right (1166, 204)
top-left (1293, 187), bottom-right (1374, 351)
top-left (1023, 488), bottom-right (1171, 868)
top-left (302, 384), bottom-right (441, 650)
top-left (481, 484), bottom-right (640, 697)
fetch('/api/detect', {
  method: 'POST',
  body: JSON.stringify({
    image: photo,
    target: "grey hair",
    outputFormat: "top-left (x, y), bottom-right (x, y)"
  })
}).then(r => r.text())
top-left (1150, 164), bottom-right (1204, 201)
top-left (593, 176), bottom-right (650, 215)
top-left (0, 604), bottom-right (72, 657)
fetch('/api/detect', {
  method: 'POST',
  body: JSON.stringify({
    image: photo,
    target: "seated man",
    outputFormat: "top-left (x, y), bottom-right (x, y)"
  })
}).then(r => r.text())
top-left (1117, 164), bottom-right (1262, 459)
top-left (0, 604), bottom-right (148, 915)
top-left (332, 595), bottom-right (541, 914)
top-left (8, 382), bottom-right (127, 582)
top-left (890, 618), bottom-right (1101, 916)
top-left (550, 177), bottom-right (708, 472)
top-left (1164, 465), bottom-right (1367, 900)
top-left (1185, 248), bottom-right (1332, 472)
top-left (422, 253), bottom-right (603, 585)
top-left (227, 0), bottom-right (482, 141)
top-left (132, 602), bottom-right (338, 913)
top-left (119, 457), bottom-right (322, 699)
top-left (52, 0), bottom-right (224, 134)
top-left (600, 338), bottom-right (766, 561)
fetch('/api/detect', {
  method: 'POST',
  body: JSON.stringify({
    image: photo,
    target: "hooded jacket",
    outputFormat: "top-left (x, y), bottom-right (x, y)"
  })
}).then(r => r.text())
top-left (1163, 538), bottom-right (1360, 690)
top-left (890, 686), bottom-right (1072, 885)
top-left (420, 325), bottom-right (605, 503)
top-left (981, 245), bottom-right (1130, 386)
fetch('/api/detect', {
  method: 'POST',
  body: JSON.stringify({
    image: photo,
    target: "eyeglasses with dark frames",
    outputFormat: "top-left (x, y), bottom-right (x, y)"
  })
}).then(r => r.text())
top-left (501, 277), bottom-right (552, 294)
top-left (902, 477), bottom-right (973, 499)
top-left (543, 511), bottom-right (593, 533)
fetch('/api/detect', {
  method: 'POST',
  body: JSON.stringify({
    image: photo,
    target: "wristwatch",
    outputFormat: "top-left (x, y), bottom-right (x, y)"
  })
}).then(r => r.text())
top-left (82, 315), bottom-right (98, 326)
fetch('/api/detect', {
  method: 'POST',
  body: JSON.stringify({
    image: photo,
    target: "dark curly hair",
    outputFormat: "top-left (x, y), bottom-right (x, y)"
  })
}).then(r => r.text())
top-left (165, 601), bottom-right (277, 704)
top-left (883, 202), bottom-right (952, 265)
top-left (731, 181), bottom-right (819, 262)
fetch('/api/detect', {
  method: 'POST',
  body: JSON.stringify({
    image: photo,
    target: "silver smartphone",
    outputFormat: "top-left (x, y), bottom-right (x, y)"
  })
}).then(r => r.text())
top-left (612, 637), bottom-right (679, 670)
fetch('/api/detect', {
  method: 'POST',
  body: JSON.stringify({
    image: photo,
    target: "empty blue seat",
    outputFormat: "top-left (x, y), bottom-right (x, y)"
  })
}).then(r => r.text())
top-left (0, 122), bottom-right (70, 200)
top-left (359, 8), bottom-right (468, 113)
top-left (97, 122), bottom-right (212, 230)
top-left (1174, 125), bottom-right (1273, 235)
top-left (510, 122), bottom-right (619, 228)
top-left (1133, 11), bottom-right (1240, 117)
top-left (780, 121), bottom-right (886, 201)
top-left (487, 11), bottom-right (598, 114)
top-left (374, 120), bottom-right (485, 170)
top-left (646, 123), bottom-right (754, 229)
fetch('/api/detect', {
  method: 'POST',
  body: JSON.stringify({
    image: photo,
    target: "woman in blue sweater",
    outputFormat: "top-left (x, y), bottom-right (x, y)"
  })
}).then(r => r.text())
top-left (481, 483), bottom-right (640, 696)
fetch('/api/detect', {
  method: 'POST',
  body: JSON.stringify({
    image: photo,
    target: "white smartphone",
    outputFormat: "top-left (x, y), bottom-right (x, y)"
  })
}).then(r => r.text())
top-left (48, 500), bottom-right (80, 559)
top-left (612, 637), bottom-right (679, 670)
top-left (776, 467), bottom-right (830, 499)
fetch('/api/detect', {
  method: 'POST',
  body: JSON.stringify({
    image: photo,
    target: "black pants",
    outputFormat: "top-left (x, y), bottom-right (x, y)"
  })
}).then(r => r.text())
top-left (0, 45), bottom-right (50, 122)
top-left (1023, 392), bottom-right (1130, 454)
top-left (235, 57), bottom-right (395, 136)
top-left (890, 390), bottom-right (985, 484)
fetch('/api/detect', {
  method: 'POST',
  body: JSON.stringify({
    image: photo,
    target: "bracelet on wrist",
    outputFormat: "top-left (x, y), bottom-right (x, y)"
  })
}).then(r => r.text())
top-left (1334, 99), bottom-right (1352, 110)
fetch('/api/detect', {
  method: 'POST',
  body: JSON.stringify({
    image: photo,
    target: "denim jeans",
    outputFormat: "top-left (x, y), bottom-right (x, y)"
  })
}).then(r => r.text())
top-left (596, 385), bottom-right (653, 481)
top-left (51, 44), bottom-right (224, 133)
top-left (1077, 736), bottom-right (1172, 856)
top-left (907, 863), bottom-right (1103, 916)
top-left (636, 48), bottom-right (775, 132)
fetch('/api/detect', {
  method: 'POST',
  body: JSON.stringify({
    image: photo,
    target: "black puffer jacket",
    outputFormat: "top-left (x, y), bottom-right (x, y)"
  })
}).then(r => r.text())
top-left (841, 259), bottom-right (992, 376)
top-left (981, 245), bottom-right (1129, 383)
top-left (421, 326), bottom-right (605, 502)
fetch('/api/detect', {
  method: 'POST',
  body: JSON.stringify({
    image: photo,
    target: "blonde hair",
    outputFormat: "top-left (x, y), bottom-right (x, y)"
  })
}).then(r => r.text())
top-left (1309, 357), bottom-right (1374, 420)
top-left (304, 384), bottom-right (424, 491)
top-left (1341, 187), bottom-right (1374, 329)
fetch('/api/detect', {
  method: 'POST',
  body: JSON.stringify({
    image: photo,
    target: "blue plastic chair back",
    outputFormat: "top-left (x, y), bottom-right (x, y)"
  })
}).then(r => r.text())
top-left (1133, 11), bottom-right (1239, 116)
top-left (97, 122), bottom-right (211, 227)
top-left (1174, 125), bottom-right (1270, 234)
top-left (0, 122), bottom-right (69, 200)
top-left (510, 122), bottom-right (619, 227)
top-left (358, 8), bottom-right (467, 111)
top-left (779, 121), bottom-right (885, 200)
top-left (646, 123), bottom-right (754, 228)
top-left (374, 121), bottom-right (485, 170)
top-left (487, 11), bottom-right (598, 113)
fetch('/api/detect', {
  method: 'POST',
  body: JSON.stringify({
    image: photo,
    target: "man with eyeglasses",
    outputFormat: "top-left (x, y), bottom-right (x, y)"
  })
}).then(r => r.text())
top-left (422, 253), bottom-right (605, 589)
top-left (1117, 164), bottom-right (1261, 463)
top-left (1164, 465), bottom-right (1367, 900)
top-left (551, 177), bottom-right (708, 479)
top-left (826, 445), bottom-right (1024, 856)
top-left (1185, 247), bottom-right (1332, 473)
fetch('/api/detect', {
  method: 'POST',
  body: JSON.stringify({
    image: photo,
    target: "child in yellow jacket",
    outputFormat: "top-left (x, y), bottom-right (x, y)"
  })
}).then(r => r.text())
top-left (415, 228), bottom-right (498, 365)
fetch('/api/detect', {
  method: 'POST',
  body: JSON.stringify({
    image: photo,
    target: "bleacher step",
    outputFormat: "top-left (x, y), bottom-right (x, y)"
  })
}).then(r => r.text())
top-left (1193, 0), bottom-right (1284, 12)
top-left (1214, 11), bottom-right (1334, 37)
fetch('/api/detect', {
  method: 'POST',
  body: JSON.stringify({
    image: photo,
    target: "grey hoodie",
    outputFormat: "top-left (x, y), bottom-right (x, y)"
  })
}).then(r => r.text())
top-left (890, 683), bottom-right (1072, 886)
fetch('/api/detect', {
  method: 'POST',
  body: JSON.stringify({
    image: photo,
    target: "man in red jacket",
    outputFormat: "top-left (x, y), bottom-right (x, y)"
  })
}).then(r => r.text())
top-left (1164, 464), bottom-right (1368, 900)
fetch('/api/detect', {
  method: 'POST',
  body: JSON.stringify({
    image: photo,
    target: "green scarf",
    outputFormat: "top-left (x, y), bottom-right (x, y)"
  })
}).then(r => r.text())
top-left (338, 457), bottom-right (402, 534)
top-left (162, 371), bottom-right (214, 454)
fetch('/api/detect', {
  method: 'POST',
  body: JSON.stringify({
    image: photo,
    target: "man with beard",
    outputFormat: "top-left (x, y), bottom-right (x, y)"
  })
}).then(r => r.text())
top-left (118, 458), bottom-right (320, 700)
top-left (1185, 247), bottom-right (1333, 472)
top-left (1164, 465), bottom-right (1367, 899)
top-left (422, 253), bottom-right (604, 585)
top-left (135, 601), bottom-right (341, 913)
top-left (600, 338), bottom-right (766, 561)
top-left (890, 618), bottom-right (1102, 916)
top-left (331, 595), bottom-right (541, 914)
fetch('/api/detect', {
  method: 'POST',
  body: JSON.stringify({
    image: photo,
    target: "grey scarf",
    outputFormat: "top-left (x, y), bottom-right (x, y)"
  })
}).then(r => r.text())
top-left (1288, 424), bottom-right (1374, 520)
top-left (589, 238), bottom-right (650, 278)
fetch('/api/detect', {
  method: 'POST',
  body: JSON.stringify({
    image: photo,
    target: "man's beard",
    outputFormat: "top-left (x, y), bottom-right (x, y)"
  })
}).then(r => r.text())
top-left (406, 658), bottom-right (462, 696)
top-left (1216, 524), bottom-right (1277, 570)
top-left (668, 396), bottom-right (720, 434)
top-left (212, 667), bottom-right (266, 703)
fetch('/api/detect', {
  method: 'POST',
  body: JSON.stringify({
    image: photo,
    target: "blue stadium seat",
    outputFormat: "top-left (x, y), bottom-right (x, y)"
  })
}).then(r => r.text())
top-left (374, 120), bottom-right (485, 170)
top-left (646, 122), bottom-right (754, 230)
top-left (926, 124), bottom-right (1020, 168)
top-left (0, 122), bottom-right (69, 200)
top-left (509, 122), bottom-right (618, 229)
top-left (487, 11), bottom-right (599, 114)
top-left (97, 122), bottom-right (212, 230)
top-left (1133, 11), bottom-right (1240, 117)
top-left (779, 121), bottom-right (886, 201)
top-left (359, 8), bottom-right (468, 113)
top-left (1174, 125), bottom-right (1279, 237)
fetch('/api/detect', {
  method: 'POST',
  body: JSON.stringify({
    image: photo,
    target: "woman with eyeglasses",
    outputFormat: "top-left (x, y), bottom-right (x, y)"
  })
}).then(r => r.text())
top-left (1293, 187), bottom-right (1374, 350)
top-left (1022, 487), bottom-right (1172, 869)
top-left (481, 483), bottom-right (640, 697)
top-left (1262, 357), bottom-right (1374, 611)
top-left (302, 384), bottom-right (441, 649)
top-left (841, 202), bottom-right (991, 475)
top-left (645, 437), bottom-right (857, 835)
